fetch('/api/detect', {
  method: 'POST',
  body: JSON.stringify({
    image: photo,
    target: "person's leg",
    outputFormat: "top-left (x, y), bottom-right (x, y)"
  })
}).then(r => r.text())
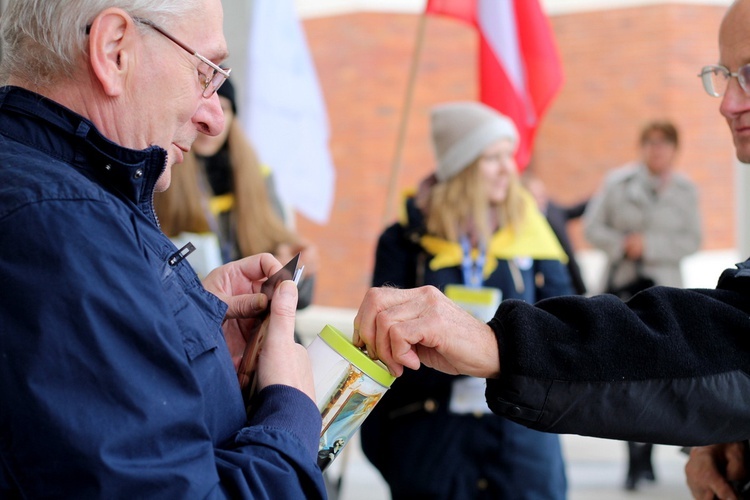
top-left (625, 441), bottom-right (655, 490)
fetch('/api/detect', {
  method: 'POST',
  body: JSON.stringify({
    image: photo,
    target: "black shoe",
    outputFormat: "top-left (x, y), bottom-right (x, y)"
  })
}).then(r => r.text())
top-left (624, 473), bottom-right (638, 491)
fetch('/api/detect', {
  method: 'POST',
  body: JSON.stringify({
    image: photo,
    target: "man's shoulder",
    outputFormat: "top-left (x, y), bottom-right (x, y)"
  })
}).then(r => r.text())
top-left (0, 142), bottom-right (108, 220)
top-left (602, 163), bottom-right (640, 186)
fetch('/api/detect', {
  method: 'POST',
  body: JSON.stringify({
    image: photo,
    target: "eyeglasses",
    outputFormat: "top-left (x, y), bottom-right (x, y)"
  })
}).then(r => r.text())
top-left (132, 17), bottom-right (231, 98)
top-left (698, 64), bottom-right (750, 98)
top-left (85, 17), bottom-right (230, 98)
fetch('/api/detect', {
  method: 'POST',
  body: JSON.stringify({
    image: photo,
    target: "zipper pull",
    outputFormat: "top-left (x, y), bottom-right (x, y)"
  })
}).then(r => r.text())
top-left (168, 242), bottom-right (196, 266)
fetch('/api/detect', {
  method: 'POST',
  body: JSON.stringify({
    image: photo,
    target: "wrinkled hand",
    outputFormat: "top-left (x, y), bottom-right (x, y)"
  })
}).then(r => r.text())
top-left (253, 280), bottom-right (314, 398)
top-left (203, 253), bottom-right (314, 400)
top-left (685, 443), bottom-right (747, 500)
top-left (352, 286), bottom-right (500, 378)
top-left (624, 233), bottom-right (645, 260)
top-left (203, 253), bottom-right (281, 367)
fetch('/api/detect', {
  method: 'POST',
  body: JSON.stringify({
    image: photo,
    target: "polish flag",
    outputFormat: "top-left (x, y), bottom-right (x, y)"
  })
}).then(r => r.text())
top-left (425, 0), bottom-right (564, 170)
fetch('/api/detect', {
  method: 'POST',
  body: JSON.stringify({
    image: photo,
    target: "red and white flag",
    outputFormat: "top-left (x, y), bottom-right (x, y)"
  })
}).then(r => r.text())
top-left (425, 0), bottom-right (563, 170)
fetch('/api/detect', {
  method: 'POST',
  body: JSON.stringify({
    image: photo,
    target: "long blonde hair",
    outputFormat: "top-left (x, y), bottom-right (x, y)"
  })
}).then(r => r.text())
top-left (425, 160), bottom-right (526, 243)
top-left (154, 119), bottom-right (300, 257)
top-left (226, 121), bottom-right (300, 256)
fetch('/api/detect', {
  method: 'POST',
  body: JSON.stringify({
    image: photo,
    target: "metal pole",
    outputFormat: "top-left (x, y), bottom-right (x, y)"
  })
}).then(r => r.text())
top-left (382, 12), bottom-right (429, 226)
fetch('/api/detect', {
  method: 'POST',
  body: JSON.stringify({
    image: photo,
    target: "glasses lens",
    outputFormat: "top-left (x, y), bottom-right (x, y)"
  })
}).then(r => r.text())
top-left (203, 68), bottom-right (230, 98)
top-left (701, 66), bottom-right (727, 97)
top-left (738, 65), bottom-right (750, 95)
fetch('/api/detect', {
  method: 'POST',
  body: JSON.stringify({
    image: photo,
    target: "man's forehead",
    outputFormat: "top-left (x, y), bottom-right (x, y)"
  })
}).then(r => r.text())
top-left (719, 0), bottom-right (750, 65)
top-left (171, 5), bottom-right (228, 62)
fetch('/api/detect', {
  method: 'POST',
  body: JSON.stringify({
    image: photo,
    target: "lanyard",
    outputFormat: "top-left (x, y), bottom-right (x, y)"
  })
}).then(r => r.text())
top-left (460, 235), bottom-right (486, 288)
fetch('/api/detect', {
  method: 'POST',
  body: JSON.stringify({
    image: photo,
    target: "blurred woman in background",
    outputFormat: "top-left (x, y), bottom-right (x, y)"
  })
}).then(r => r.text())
top-left (361, 101), bottom-right (572, 500)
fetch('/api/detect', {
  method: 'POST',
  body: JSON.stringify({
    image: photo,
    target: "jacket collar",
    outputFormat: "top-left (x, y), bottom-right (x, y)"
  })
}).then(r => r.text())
top-left (0, 85), bottom-right (167, 208)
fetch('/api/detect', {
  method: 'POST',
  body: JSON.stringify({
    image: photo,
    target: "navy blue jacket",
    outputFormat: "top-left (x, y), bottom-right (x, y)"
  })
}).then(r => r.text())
top-left (0, 86), bottom-right (325, 498)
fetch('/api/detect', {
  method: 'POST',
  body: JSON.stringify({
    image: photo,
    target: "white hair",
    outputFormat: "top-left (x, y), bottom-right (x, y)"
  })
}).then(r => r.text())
top-left (0, 0), bottom-right (203, 85)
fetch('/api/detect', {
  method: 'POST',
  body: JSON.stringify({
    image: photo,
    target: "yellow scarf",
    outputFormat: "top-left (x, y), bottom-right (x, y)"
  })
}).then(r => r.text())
top-left (419, 194), bottom-right (568, 278)
top-left (207, 163), bottom-right (273, 216)
top-left (209, 193), bottom-right (234, 215)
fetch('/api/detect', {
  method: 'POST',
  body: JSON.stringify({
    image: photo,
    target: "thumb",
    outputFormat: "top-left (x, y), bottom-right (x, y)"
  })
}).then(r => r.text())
top-left (269, 280), bottom-right (299, 321)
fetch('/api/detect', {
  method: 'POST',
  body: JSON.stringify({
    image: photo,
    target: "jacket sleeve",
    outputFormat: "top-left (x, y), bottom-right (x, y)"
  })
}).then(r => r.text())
top-left (534, 259), bottom-right (575, 300)
top-left (485, 264), bottom-right (750, 446)
top-left (372, 222), bottom-right (418, 288)
top-left (0, 200), bottom-right (325, 498)
top-left (582, 178), bottom-right (626, 261)
top-left (561, 199), bottom-right (588, 221)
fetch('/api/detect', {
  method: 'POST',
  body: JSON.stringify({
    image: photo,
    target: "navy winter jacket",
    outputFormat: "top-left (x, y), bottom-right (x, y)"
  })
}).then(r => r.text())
top-left (0, 86), bottom-right (325, 498)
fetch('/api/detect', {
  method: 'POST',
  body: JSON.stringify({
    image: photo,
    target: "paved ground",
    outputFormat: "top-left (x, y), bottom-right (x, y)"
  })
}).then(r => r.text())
top-left (323, 432), bottom-right (691, 500)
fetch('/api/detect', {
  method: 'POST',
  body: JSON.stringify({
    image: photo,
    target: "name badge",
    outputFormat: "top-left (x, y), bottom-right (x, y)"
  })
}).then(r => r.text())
top-left (444, 284), bottom-right (502, 323)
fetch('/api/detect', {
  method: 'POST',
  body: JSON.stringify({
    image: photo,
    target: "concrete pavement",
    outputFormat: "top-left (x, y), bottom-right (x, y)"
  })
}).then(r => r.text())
top-left (324, 432), bottom-right (691, 500)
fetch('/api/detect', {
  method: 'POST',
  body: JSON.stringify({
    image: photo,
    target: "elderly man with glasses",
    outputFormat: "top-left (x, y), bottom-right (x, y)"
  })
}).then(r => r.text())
top-left (352, 1), bottom-right (750, 499)
top-left (0, 1), bottom-right (325, 498)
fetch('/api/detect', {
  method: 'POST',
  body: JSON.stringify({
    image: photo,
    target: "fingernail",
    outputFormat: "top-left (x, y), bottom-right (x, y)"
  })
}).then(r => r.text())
top-left (352, 327), bottom-right (360, 345)
top-left (253, 293), bottom-right (268, 312)
top-left (278, 280), bottom-right (296, 296)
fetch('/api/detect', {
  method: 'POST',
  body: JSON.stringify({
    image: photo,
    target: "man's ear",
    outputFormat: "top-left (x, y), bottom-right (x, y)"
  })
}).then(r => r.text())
top-left (87, 9), bottom-right (136, 97)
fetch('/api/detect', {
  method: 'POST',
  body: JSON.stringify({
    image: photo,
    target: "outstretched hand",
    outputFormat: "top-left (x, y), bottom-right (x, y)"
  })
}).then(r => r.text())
top-left (352, 286), bottom-right (500, 378)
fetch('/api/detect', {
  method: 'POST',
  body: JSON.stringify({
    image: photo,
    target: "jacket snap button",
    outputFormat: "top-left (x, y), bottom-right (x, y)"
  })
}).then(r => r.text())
top-left (508, 405), bottom-right (522, 417)
top-left (133, 169), bottom-right (144, 179)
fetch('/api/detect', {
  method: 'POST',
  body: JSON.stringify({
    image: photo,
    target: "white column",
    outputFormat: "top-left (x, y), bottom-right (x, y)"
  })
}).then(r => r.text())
top-left (737, 160), bottom-right (750, 259)
top-left (221, 0), bottom-right (253, 108)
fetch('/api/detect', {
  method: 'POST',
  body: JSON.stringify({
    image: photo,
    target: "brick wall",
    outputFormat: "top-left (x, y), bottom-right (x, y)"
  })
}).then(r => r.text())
top-left (297, 4), bottom-right (735, 308)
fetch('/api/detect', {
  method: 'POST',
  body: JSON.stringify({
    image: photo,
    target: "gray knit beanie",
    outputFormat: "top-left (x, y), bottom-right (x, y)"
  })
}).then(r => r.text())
top-left (430, 102), bottom-right (518, 182)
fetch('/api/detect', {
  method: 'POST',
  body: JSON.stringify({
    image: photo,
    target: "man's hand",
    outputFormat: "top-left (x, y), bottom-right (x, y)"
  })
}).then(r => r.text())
top-left (202, 253), bottom-right (315, 400)
top-left (624, 233), bottom-right (645, 260)
top-left (203, 253), bottom-right (281, 368)
top-left (253, 280), bottom-right (314, 399)
top-left (352, 286), bottom-right (500, 378)
top-left (686, 442), bottom-right (747, 500)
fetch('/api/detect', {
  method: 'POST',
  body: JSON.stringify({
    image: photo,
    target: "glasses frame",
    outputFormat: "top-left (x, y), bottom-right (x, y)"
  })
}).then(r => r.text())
top-left (85, 16), bottom-right (231, 98)
top-left (132, 17), bottom-right (231, 98)
top-left (698, 64), bottom-right (750, 98)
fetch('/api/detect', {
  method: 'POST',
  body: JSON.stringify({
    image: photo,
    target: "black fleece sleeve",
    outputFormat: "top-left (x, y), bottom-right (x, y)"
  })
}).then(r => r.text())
top-left (485, 262), bottom-right (750, 446)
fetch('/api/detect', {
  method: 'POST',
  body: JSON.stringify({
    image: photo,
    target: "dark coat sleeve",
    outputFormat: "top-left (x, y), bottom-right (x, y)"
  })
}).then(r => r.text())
top-left (485, 261), bottom-right (750, 446)
top-left (545, 201), bottom-right (588, 295)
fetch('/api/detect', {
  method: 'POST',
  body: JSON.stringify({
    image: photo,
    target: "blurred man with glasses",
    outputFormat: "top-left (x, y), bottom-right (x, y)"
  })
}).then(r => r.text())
top-left (352, 1), bottom-right (750, 499)
top-left (0, 1), bottom-right (325, 497)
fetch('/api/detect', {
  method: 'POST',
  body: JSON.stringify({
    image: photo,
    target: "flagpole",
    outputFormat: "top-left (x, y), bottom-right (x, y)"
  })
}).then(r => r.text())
top-left (383, 11), bottom-right (429, 226)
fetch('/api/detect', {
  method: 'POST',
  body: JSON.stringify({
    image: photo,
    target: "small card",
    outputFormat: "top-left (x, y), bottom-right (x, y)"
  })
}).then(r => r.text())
top-left (444, 284), bottom-right (502, 323)
top-left (238, 253), bottom-right (304, 409)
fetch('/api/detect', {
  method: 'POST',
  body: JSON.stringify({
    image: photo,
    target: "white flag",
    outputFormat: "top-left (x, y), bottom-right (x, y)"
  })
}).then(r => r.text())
top-left (242, 0), bottom-right (335, 224)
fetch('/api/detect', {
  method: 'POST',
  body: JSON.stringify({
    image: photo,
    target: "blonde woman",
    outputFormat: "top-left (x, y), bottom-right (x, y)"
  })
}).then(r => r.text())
top-left (361, 102), bottom-right (573, 499)
top-left (155, 79), bottom-right (317, 303)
